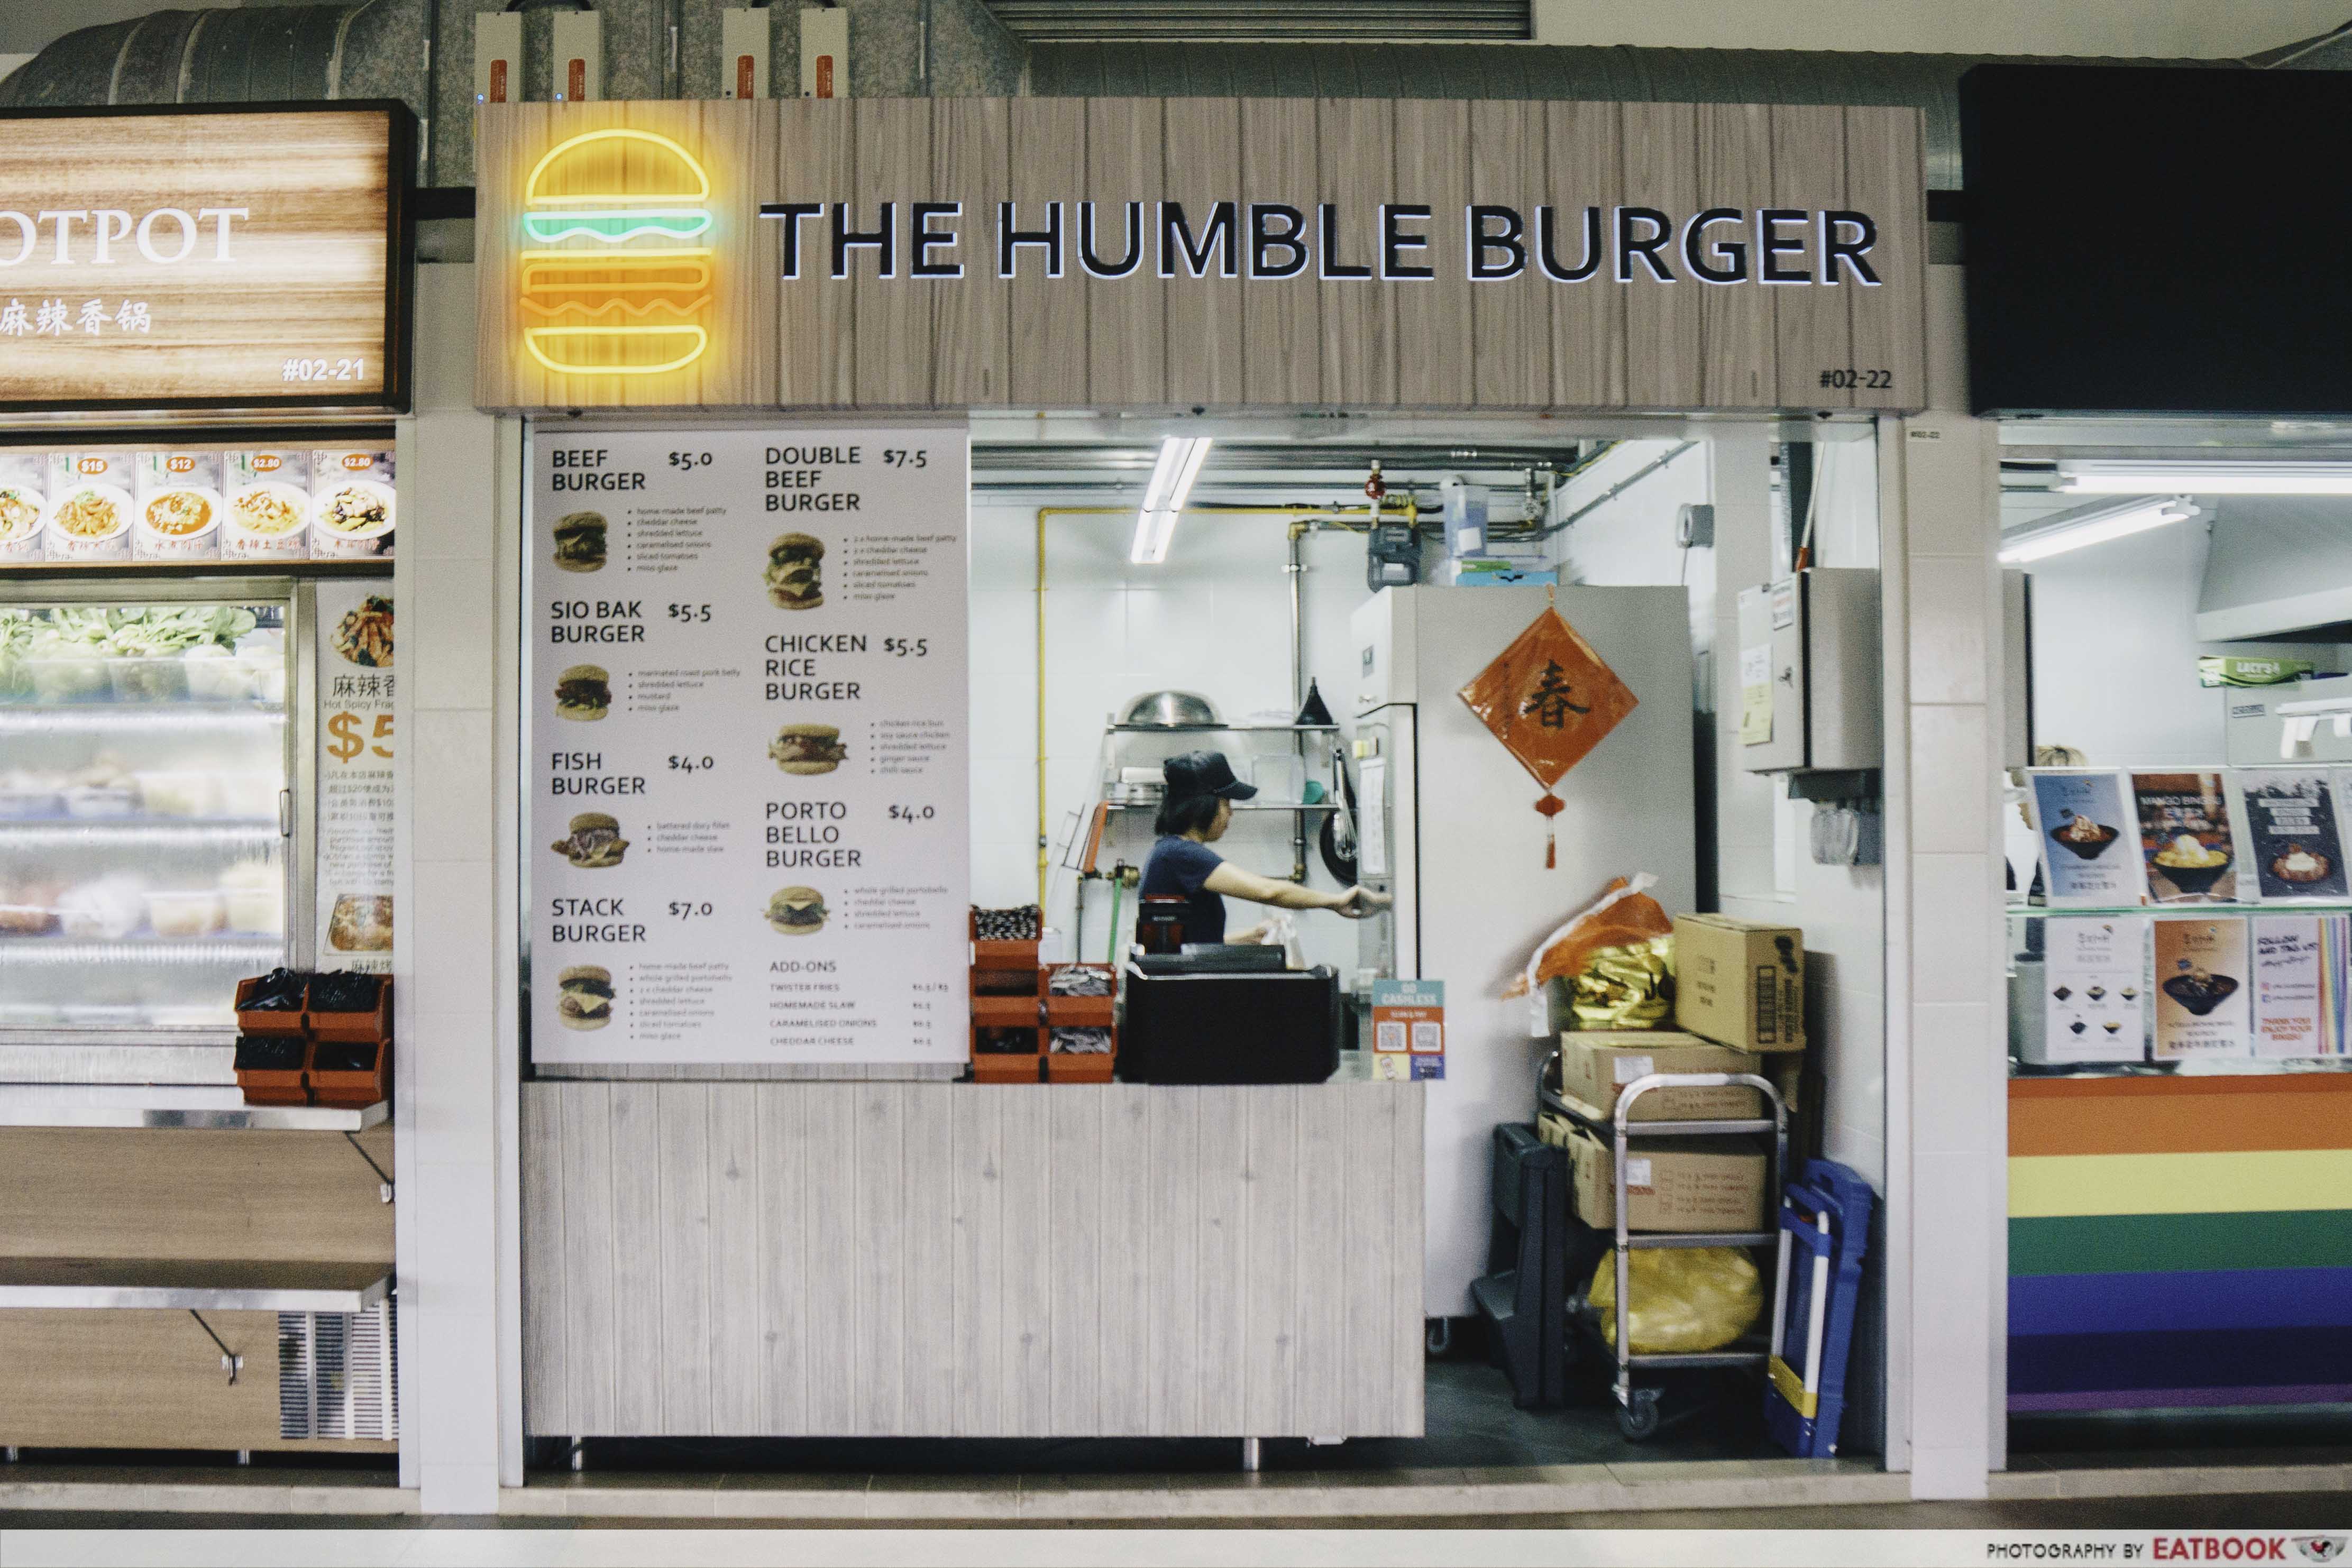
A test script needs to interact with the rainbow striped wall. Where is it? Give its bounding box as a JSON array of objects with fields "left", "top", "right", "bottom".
[{"left": 2008, "top": 1074, "right": 2352, "bottom": 1414}]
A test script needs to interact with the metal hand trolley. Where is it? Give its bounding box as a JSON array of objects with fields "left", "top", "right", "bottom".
[{"left": 1540, "top": 1054, "right": 1788, "bottom": 1441}]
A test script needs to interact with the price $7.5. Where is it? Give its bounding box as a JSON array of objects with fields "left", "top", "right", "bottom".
[{"left": 326, "top": 711, "right": 393, "bottom": 763}]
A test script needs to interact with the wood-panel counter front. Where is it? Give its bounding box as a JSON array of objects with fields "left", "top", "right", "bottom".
[{"left": 520, "top": 1080, "right": 1423, "bottom": 1439}]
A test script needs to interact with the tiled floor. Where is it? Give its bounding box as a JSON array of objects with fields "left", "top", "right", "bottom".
[
  {"left": 5, "top": 1360, "right": 2348, "bottom": 1526},
  {"left": 0, "top": 1492, "right": 2347, "bottom": 1534},
  {"left": 508, "top": 1358, "right": 1775, "bottom": 1480}
]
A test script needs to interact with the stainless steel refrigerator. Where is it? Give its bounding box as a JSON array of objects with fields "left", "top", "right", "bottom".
[{"left": 1351, "top": 585, "right": 1697, "bottom": 1316}]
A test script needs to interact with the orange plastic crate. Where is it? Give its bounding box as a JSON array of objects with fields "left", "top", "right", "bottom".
[
  {"left": 234, "top": 976, "right": 307, "bottom": 1038},
  {"left": 1042, "top": 964, "right": 1117, "bottom": 1029},
  {"left": 308, "top": 977, "right": 392, "bottom": 1045},
  {"left": 971, "top": 1024, "right": 1044, "bottom": 1083},
  {"left": 1045, "top": 1048, "right": 1115, "bottom": 1083}
]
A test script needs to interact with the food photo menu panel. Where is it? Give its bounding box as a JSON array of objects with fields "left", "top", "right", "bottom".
[{"left": 527, "top": 427, "right": 969, "bottom": 1066}]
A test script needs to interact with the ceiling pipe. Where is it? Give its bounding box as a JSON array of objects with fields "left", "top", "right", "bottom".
[{"left": 4, "top": 5, "right": 2342, "bottom": 191}]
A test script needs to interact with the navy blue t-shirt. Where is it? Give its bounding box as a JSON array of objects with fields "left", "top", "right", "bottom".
[{"left": 1140, "top": 835, "right": 1226, "bottom": 945}]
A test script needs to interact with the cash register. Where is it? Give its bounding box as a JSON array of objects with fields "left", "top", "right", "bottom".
[{"left": 1116, "top": 945, "right": 1341, "bottom": 1085}]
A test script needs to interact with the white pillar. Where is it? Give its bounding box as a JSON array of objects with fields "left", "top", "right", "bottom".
[
  {"left": 395, "top": 260, "right": 521, "bottom": 1512},
  {"left": 1879, "top": 263, "right": 2006, "bottom": 1498}
]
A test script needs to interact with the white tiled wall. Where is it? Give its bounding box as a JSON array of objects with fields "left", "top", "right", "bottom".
[
  {"left": 394, "top": 262, "right": 515, "bottom": 1511},
  {"left": 969, "top": 505, "right": 1380, "bottom": 976}
]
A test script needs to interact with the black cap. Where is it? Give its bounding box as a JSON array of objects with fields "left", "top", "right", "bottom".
[{"left": 1164, "top": 749, "right": 1258, "bottom": 803}]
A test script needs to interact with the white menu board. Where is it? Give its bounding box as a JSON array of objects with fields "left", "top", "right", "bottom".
[{"left": 528, "top": 427, "right": 969, "bottom": 1065}]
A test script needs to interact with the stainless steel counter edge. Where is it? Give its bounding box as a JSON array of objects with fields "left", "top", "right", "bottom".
[
  {"left": 0, "top": 1087, "right": 388, "bottom": 1131},
  {"left": 0, "top": 1271, "right": 391, "bottom": 1314}
]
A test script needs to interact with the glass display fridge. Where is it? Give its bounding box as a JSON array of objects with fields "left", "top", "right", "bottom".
[{"left": 0, "top": 580, "right": 314, "bottom": 1086}]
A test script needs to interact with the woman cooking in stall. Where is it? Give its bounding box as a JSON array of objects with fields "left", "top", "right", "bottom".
[{"left": 1141, "top": 750, "right": 1389, "bottom": 945}]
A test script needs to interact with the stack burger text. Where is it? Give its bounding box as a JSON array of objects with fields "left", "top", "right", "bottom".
[{"left": 758, "top": 201, "right": 1882, "bottom": 287}]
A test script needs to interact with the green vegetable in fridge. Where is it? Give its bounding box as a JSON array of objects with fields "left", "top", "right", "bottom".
[
  {"left": 3, "top": 604, "right": 258, "bottom": 704},
  {"left": 0, "top": 609, "right": 35, "bottom": 700}
]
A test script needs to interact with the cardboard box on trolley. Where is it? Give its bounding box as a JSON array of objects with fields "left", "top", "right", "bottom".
[{"left": 1672, "top": 913, "right": 1806, "bottom": 1052}]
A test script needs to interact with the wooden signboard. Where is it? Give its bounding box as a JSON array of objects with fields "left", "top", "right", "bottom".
[
  {"left": 0, "top": 105, "right": 411, "bottom": 417},
  {"left": 476, "top": 97, "right": 1925, "bottom": 416}
]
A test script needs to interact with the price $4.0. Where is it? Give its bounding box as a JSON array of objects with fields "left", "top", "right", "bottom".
[{"left": 326, "top": 711, "right": 393, "bottom": 763}]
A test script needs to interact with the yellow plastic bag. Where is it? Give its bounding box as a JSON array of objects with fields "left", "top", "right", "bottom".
[{"left": 1589, "top": 1246, "right": 1763, "bottom": 1354}]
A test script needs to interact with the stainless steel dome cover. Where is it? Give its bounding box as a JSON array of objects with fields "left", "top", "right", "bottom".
[{"left": 1120, "top": 690, "right": 1221, "bottom": 728}]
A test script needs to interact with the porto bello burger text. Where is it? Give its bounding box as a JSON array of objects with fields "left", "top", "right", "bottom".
[{"left": 759, "top": 201, "right": 1882, "bottom": 287}]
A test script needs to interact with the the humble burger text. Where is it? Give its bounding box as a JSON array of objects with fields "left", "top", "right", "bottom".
[{"left": 758, "top": 201, "right": 1882, "bottom": 287}]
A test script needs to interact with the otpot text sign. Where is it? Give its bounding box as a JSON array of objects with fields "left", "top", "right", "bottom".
[
  {"left": 474, "top": 97, "right": 1927, "bottom": 415},
  {"left": 0, "top": 105, "right": 409, "bottom": 414}
]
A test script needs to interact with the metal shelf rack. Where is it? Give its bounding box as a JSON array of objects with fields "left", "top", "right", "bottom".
[{"left": 1541, "top": 1053, "right": 1789, "bottom": 1439}]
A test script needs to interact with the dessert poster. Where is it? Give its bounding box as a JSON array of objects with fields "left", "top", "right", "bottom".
[
  {"left": 2132, "top": 771, "right": 2240, "bottom": 905},
  {"left": 526, "top": 427, "right": 969, "bottom": 1066},
  {"left": 2238, "top": 769, "right": 2351, "bottom": 901},
  {"left": 2251, "top": 915, "right": 2326, "bottom": 1059},
  {"left": 2040, "top": 918, "right": 2148, "bottom": 1064},
  {"left": 2030, "top": 770, "right": 2142, "bottom": 907},
  {"left": 2152, "top": 916, "right": 2252, "bottom": 1060}
]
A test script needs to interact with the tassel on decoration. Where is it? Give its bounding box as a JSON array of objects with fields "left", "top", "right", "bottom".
[{"left": 1537, "top": 792, "right": 1564, "bottom": 869}]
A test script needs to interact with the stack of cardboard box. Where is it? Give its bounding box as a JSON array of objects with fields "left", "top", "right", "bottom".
[{"left": 1543, "top": 914, "right": 1805, "bottom": 1234}]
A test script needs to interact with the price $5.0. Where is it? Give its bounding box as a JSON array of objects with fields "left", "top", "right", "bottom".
[{"left": 326, "top": 711, "right": 393, "bottom": 763}]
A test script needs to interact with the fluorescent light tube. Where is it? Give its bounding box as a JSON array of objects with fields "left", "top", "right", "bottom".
[
  {"left": 1129, "top": 436, "right": 1212, "bottom": 564},
  {"left": 2057, "top": 460, "right": 2352, "bottom": 496},
  {"left": 1998, "top": 495, "right": 2198, "bottom": 565}
]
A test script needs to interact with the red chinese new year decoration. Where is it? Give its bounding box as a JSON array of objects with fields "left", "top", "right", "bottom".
[{"left": 1458, "top": 597, "right": 1639, "bottom": 867}]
